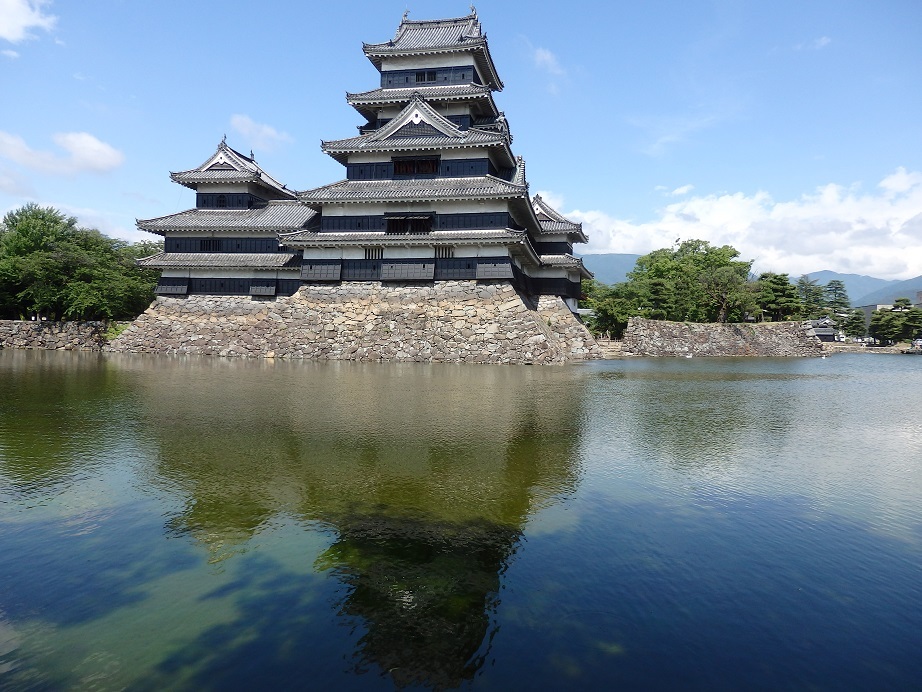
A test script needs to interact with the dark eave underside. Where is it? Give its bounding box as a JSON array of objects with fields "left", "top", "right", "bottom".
[{"left": 280, "top": 229, "right": 522, "bottom": 245}]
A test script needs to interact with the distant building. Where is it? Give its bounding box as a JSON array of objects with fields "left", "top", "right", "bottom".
[
  {"left": 137, "top": 11, "right": 590, "bottom": 311},
  {"left": 808, "top": 317, "right": 838, "bottom": 341}
]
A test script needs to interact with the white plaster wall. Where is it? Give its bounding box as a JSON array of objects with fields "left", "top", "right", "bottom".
[
  {"left": 381, "top": 54, "right": 475, "bottom": 70},
  {"left": 454, "top": 246, "right": 510, "bottom": 258},
  {"left": 167, "top": 231, "right": 280, "bottom": 238},
  {"left": 384, "top": 247, "right": 435, "bottom": 259},
  {"left": 160, "top": 269, "right": 293, "bottom": 279},
  {"left": 302, "top": 248, "right": 342, "bottom": 259}
]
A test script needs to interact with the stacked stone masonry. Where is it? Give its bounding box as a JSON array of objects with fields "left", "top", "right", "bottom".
[
  {"left": 107, "top": 281, "right": 602, "bottom": 364},
  {"left": 620, "top": 317, "right": 824, "bottom": 357},
  {"left": 0, "top": 320, "right": 108, "bottom": 351}
]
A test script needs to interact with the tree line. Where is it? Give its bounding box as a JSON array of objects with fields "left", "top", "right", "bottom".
[
  {"left": 0, "top": 204, "right": 161, "bottom": 321},
  {"left": 582, "top": 239, "right": 922, "bottom": 344}
]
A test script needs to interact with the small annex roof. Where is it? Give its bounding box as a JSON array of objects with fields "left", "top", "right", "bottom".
[
  {"left": 280, "top": 228, "right": 523, "bottom": 245},
  {"left": 137, "top": 252, "right": 301, "bottom": 270},
  {"left": 137, "top": 201, "right": 316, "bottom": 235},
  {"left": 298, "top": 173, "right": 527, "bottom": 206},
  {"left": 322, "top": 95, "right": 512, "bottom": 165},
  {"left": 363, "top": 11, "right": 503, "bottom": 91},
  {"left": 540, "top": 253, "right": 593, "bottom": 279},
  {"left": 346, "top": 84, "right": 497, "bottom": 120},
  {"left": 532, "top": 194, "right": 588, "bottom": 243},
  {"left": 169, "top": 139, "right": 296, "bottom": 199}
]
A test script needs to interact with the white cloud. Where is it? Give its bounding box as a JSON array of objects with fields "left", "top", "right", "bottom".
[
  {"left": 572, "top": 168, "right": 922, "bottom": 281},
  {"left": 630, "top": 112, "right": 723, "bottom": 157},
  {"left": 0, "top": 166, "right": 34, "bottom": 196},
  {"left": 535, "top": 189, "right": 565, "bottom": 211},
  {"left": 670, "top": 184, "right": 694, "bottom": 196},
  {"left": 533, "top": 47, "right": 565, "bottom": 76},
  {"left": 0, "top": 131, "right": 124, "bottom": 174},
  {"left": 230, "top": 114, "right": 292, "bottom": 152},
  {"left": 795, "top": 36, "right": 832, "bottom": 51},
  {"left": 57, "top": 203, "right": 139, "bottom": 241},
  {"left": 0, "top": 0, "right": 56, "bottom": 43},
  {"left": 2, "top": 49, "right": 19, "bottom": 58}
]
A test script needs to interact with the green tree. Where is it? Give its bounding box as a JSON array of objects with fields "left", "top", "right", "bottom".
[
  {"left": 841, "top": 309, "right": 867, "bottom": 338},
  {"left": 868, "top": 299, "right": 922, "bottom": 344},
  {"left": 823, "top": 279, "right": 851, "bottom": 315},
  {"left": 0, "top": 203, "right": 160, "bottom": 320},
  {"left": 756, "top": 272, "right": 802, "bottom": 321},
  {"left": 628, "top": 240, "right": 754, "bottom": 322},
  {"left": 796, "top": 275, "right": 825, "bottom": 318}
]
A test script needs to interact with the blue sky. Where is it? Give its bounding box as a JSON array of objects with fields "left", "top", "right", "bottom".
[{"left": 1, "top": 0, "right": 921, "bottom": 279}]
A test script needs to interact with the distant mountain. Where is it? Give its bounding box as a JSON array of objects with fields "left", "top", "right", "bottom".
[
  {"left": 798, "top": 271, "right": 899, "bottom": 306},
  {"left": 577, "top": 258, "right": 919, "bottom": 306},
  {"left": 578, "top": 253, "right": 640, "bottom": 285},
  {"left": 851, "top": 275, "right": 922, "bottom": 307}
]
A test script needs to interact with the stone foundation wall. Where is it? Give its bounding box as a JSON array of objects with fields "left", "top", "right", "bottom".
[
  {"left": 0, "top": 320, "right": 108, "bottom": 351},
  {"left": 620, "top": 317, "right": 824, "bottom": 357},
  {"left": 108, "top": 281, "right": 601, "bottom": 364}
]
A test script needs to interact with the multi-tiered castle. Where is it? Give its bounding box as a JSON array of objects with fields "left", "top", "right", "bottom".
[{"left": 120, "top": 11, "right": 599, "bottom": 363}]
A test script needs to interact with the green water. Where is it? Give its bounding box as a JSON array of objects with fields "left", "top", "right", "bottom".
[{"left": 1, "top": 349, "right": 920, "bottom": 690}]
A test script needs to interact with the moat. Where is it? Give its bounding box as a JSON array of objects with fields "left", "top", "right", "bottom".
[{"left": 1, "top": 350, "right": 920, "bottom": 689}]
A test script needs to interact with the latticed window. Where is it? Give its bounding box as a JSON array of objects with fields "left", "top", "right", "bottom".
[
  {"left": 415, "top": 70, "right": 437, "bottom": 83},
  {"left": 393, "top": 157, "right": 439, "bottom": 177},
  {"left": 385, "top": 215, "right": 432, "bottom": 235},
  {"left": 201, "top": 238, "right": 221, "bottom": 252},
  {"left": 435, "top": 246, "right": 455, "bottom": 258},
  {"left": 364, "top": 247, "right": 383, "bottom": 260}
]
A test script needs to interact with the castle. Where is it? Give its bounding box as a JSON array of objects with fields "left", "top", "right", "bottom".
[{"left": 114, "top": 11, "right": 600, "bottom": 363}]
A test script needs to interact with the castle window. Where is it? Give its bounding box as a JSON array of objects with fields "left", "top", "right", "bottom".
[
  {"left": 385, "top": 213, "right": 433, "bottom": 235},
  {"left": 365, "top": 247, "right": 384, "bottom": 260},
  {"left": 415, "top": 70, "right": 437, "bottom": 83},
  {"left": 435, "top": 246, "right": 455, "bottom": 258},
  {"left": 217, "top": 194, "right": 227, "bottom": 208},
  {"left": 393, "top": 157, "right": 439, "bottom": 177},
  {"left": 201, "top": 238, "right": 221, "bottom": 252}
]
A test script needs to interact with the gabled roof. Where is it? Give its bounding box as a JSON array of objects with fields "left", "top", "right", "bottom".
[
  {"left": 137, "top": 201, "right": 316, "bottom": 235},
  {"left": 532, "top": 194, "right": 588, "bottom": 243},
  {"left": 170, "top": 139, "right": 295, "bottom": 199},
  {"left": 322, "top": 95, "right": 512, "bottom": 165},
  {"left": 346, "top": 84, "right": 497, "bottom": 120},
  {"left": 137, "top": 252, "right": 300, "bottom": 270},
  {"left": 540, "top": 254, "right": 593, "bottom": 279},
  {"left": 363, "top": 12, "right": 503, "bottom": 91},
  {"left": 298, "top": 174, "right": 527, "bottom": 206}
]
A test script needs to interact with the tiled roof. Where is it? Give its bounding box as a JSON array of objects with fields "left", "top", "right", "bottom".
[
  {"left": 280, "top": 229, "right": 523, "bottom": 245},
  {"left": 540, "top": 253, "right": 593, "bottom": 278},
  {"left": 298, "top": 175, "right": 527, "bottom": 205},
  {"left": 363, "top": 13, "right": 503, "bottom": 90},
  {"left": 137, "top": 202, "right": 317, "bottom": 234},
  {"left": 169, "top": 140, "right": 294, "bottom": 198},
  {"left": 138, "top": 252, "right": 300, "bottom": 269},
  {"left": 347, "top": 83, "right": 494, "bottom": 106},
  {"left": 368, "top": 13, "right": 482, "bottom": 50},
  {"left": 324, "top": 96, "right": 511, "bottom": 164},
  {"left": 323, "top": 128, "right": 507, "bottom": 160},
  {"left": 532, "top": 194, "right": 588, "bottom": 242}
]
